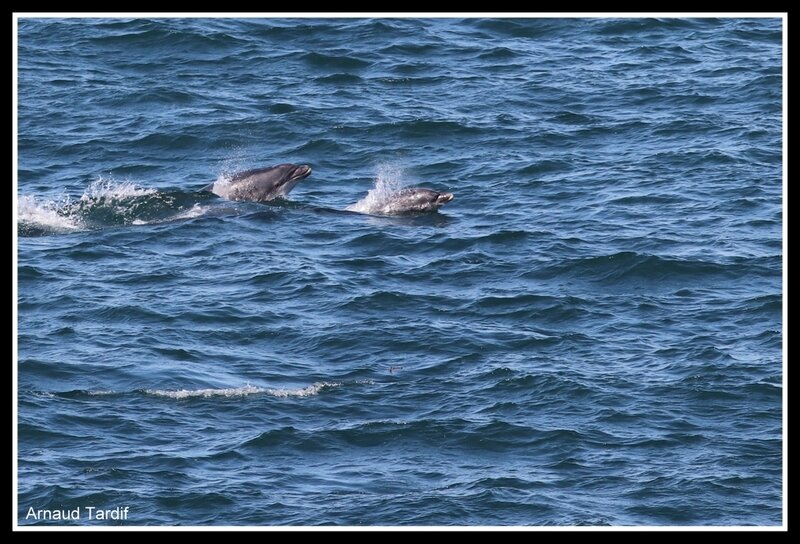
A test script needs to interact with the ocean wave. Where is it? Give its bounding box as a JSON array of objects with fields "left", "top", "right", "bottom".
[
  {"left": 300, "top": 51, "right": 371, "bottom": 70},
  {"left": 527, "top": 251, "right": 770, "bottom": 284},
  {"left": 315, "top": 73, "right": 363, "bottom": 85}
]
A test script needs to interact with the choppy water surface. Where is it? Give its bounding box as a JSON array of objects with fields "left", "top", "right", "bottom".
[{"left": 17, "top": 17, "right": 782, "bottom": 526}]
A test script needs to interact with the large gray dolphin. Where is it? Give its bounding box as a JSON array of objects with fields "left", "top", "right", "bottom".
[{"left": 202, "top": 163, "right": 312, "bottom": 202}]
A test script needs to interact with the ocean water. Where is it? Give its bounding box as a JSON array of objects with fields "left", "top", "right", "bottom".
[{"left": 16, "top": 17, "right": 783, "bottom": 526}]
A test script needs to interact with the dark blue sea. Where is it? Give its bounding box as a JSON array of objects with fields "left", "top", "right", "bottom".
[{"left": 16, "top": 17, "right": 783, "bottom": 526}]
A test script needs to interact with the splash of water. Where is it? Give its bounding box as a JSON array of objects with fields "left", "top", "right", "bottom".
[
  {"left": 80, "top": 177, "right": 157, "bottom": 201},
  {"left": 208, "top": 150, "right": 252, "bottom": 199},
  {"left": 18, "top": 176, "right": 193, "bottom": 234},
  {"left": 208, "top": 173, "right": 234, "bottom": 199},
  {"left": 345, "top": 163, "right": 411, "bottom": 214},
  {"left": 17, "top": 194, "right": 82, "bottom": 234}
]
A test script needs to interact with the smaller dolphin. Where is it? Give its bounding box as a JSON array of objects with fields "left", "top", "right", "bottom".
[
  {"left": 202, "top": 164, "right": 312, "bottom": 202},
  {"left": 367, "top": 187, "right": 454, "bottom": 215}
]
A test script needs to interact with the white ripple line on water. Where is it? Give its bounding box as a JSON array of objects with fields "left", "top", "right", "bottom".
[{"left": 145, "top": 382, "right": 339, "bottom": 400}]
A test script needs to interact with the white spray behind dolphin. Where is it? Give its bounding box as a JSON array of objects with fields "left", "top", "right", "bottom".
[{"left": 346, "top": 163, "right": 412, "bottom": 214}]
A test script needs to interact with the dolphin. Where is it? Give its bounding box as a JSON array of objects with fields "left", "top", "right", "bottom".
[
  {"left": 381, "top": 188, "right": 454, "bottom": 214},
  {"left": 202, "top": 163, "right": 312, "bottom": 202},
  {"left": 351, "top": 187, "right": 454, "bottom": 215}
]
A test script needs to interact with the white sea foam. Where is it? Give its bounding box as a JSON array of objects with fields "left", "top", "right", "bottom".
[
  {"left": 267, "top": 382, "right": 337, "bottom": 398},
  {"left": 345, "top": 163, "right": 410, "bottom": 214},
  {"left": 146, "top": 382, "right": 338, "bottom": 400},
  {"left": 17, "top": 194, "right": 82, "bottom": 233}
]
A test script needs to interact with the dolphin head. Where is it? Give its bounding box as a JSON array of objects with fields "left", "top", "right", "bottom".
[{"left": 271, "top": 163, "right": 312, "bottom": 196}]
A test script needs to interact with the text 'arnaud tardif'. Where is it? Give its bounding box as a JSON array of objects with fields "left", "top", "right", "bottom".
[{"left": 25, "top": 506, "right": 129, "bottom": 521}]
